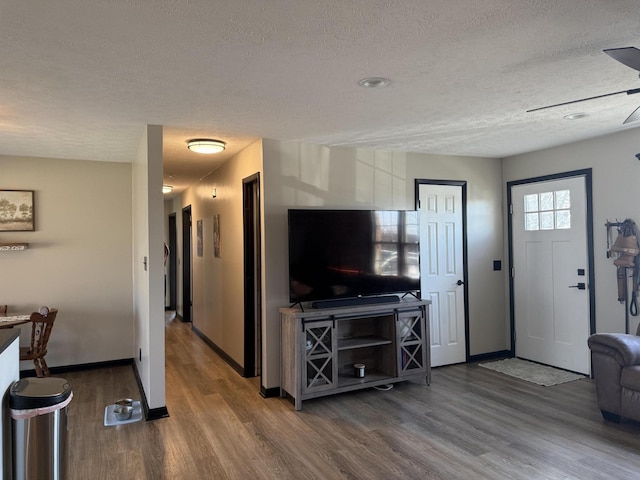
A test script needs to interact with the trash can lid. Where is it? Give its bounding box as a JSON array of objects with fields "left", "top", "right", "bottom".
[{"left": 9, "top": 377, "right": 72, "bottom": 410}]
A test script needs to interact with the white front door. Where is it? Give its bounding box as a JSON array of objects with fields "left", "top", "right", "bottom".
[
  {"left": 418, "top": 183, "right": 466, "bottom": 367},
  {"left": 511, "top": 175, "right": 590, "bottom": 375}
]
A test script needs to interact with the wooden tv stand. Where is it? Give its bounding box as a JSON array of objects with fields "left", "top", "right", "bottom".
[{"left": 280, "top": 298, "right": 430, "bottom": 410}]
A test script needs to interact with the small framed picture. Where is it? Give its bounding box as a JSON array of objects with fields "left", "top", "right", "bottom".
[
  {"left": 0, "top": 190, "right": 35, "bottom": 231},
  {"left": 196, "top": 219, "right": 203, "bottom": 257},
  {"left": 214, "top": 214, "right": 221, "bottom": 257}
]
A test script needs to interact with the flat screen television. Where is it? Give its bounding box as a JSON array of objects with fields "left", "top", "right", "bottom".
[{"left": 288, "top": 209, "right": 420, "bottom": 305}]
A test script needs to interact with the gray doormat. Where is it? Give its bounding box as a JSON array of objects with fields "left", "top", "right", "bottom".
[{"left": 479, "top": 358, "right": 586, "bottom": 386}]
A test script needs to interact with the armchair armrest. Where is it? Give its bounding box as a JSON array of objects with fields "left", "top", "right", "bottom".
[{"left": 588, "top": 333, "right": 640, "bottom": 367}]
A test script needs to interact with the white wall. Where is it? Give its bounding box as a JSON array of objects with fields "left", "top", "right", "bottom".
[
  {"left": 262, "top": 140, "right": 506, "bottom": 389},
  {"left": 503, "top": 127, "right": 640, "bottom": 334},
  {"left": 132, "top": 125, "right": 166, "bottom": 410},
  {"left": 0, "top": 155, "right": 134, "bottom": 367}
]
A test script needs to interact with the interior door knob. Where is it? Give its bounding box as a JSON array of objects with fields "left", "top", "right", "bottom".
[
  {"left": 456, "top": 280, "right": 464, "bottom": 286},
  {"left": 568, "top": 283, "right": 586, "bottom": 290}
]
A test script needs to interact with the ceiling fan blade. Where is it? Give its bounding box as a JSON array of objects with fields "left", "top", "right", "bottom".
[
  {"left": 604, "top": 47, "right": 640, "bottom": 72},
  {"left": 527, "top": 90, "right": 630, "bottom": 113},
  {"left": 623, "top": 105, "right": 640, "bottom": 124}
]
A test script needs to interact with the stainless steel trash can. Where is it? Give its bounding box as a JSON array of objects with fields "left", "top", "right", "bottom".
[{"left": 9, "top": 377, "right": 72, "bottom": 480}]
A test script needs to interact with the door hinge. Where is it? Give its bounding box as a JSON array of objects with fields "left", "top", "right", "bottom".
[
  {"left": 509, "top": 204, "right": 513, "bottom": 215},
  {"left": 511, "top": 267, "right": 515, "bottom": 278}
]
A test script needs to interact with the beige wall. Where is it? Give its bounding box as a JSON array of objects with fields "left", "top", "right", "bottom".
[
  {"left": 503, "top": 128, "right": 640, "bottom": 335},
  {"left": 171, "top": 140, "right": 263, "bottom": 368},
  {"left": 0, "top": 155, "right": 134, "bottom": 368},
  {"left": 405, "top": 152, "right": 506, "bottom": 357},
  {"left": 261, "top": 140, "right": 506, "bottom": 388}
]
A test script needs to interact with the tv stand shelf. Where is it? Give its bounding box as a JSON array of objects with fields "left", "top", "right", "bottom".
[
  {"left": 280, "top": 298, "right": 430, "bottom": 410},
  {"left": 337, "top": 336, "right": 391, "bottom": 350},
  {"left": 337, "top": 370, "right": 390, "bottom": 388}
]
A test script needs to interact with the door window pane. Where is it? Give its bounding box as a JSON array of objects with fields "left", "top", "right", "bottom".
[
  {"left": 525, "top": 213, "right": 539, "bottom": 231},
  {"left": 555, "top": 190, "right": 570, "bottom": 209},
  {"left": 540, "top": 192, "right": 554, "bottom": 211},
  {"left": 540, "top": 211, "right": 554, "bottom": 230},
  {"left": 524, "top": 194, "right": 538, "bottom": 213},
  {"left": 556, "top": 210, "right": 571, "bottom": 229}
]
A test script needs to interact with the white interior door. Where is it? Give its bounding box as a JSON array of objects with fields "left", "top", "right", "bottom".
[
  {"left": 512, "top": 176, "right": 590, "bottom": 375},
  {"left": 419, "top": 183, "right": 466, "bottom": 367}
]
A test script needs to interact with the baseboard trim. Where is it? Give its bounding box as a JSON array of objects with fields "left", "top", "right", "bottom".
[
  {"left": 468, "top": 350, "right": 512, "bottom": 363},
  {"left": 147, "top": 406, "right": 170, "bottom": 420},
  {"left": 192, "top": 326, "right": 245, "bottom": 377},
  {"left": 20, "top": 358, "right": 134, "bottom": 378},
  {"left": 260, "top": 386, "right": 280, "bottom": 398},
  {"left": 132, "top": 361, "right": 170, "bottom": 421}
]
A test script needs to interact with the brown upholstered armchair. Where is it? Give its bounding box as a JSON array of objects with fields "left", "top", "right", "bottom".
[{"left": 588, "top": 325, "right": 640, "bottom": 422}]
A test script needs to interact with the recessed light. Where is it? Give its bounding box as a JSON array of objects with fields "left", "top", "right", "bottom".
[
  {"left": 187, "top": 139, "right": 226, "bottom": 154},
  {"left": 563, "top": 112, "right": 589, "bottom": 120},
  {"left": 357, "top": 77, "right": 391, "bottom": 88}
]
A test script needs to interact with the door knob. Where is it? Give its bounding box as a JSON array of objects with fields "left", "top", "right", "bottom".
[
  {"left": 456, "top": 280, "right": 464, "bottom": 286},
  {"left": 568, "top": 283, "right": 586, "bottom": 290}
]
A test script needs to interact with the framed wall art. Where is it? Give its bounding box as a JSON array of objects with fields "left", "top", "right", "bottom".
[
  {"left": 213, "top": 214, "right": 221, "bottom": 257},
  {"left": 0, "top": 190, "right": 34, "bottom": 231},
  {"left": 196, "top": 219, "right": 203, "bottom": 257}
]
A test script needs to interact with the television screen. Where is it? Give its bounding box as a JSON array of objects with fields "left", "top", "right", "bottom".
[{"left": 288, "top": 209, "right": 420, "bottom": 304}]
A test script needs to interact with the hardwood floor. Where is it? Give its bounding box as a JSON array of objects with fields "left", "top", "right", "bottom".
[{"left": 64, "top": 318, "right": 640, "bottom": 479}]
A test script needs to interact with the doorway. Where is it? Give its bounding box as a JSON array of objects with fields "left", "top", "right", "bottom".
[
  {"left": 181, "top": 205, "right": 193, "bottom": 323},
  {"left": 416, "top": 180, "right": 468, "bottom": 367},
  {"left": 508, "top": 169, "right": 594, "bottom": 375},
  {"left": 243, "top": 173, "right": 262, "bottom": 378}
]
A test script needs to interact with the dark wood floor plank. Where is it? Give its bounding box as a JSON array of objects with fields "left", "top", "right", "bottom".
[{"left": 63, "top": 318, "right": 640, "bottom": 479}]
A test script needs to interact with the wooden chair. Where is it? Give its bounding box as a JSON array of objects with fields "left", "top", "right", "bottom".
[{"left": 20, "top": 307, "right": 58, "bottom": 377}]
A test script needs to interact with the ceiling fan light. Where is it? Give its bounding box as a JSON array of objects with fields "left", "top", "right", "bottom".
[
  {"left": 187, "top": 139, "right": 226, "bottom": 154},
  {"left": 563, "top": 112, "right": 589, "bottom": 120}
]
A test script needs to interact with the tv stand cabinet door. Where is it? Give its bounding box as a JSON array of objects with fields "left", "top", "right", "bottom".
[
  {"left": 396, "top": 308, "right": 429, "bottom": 379},
  {"left": 300, "top": 319, "right": 337, "bottom": 395}
]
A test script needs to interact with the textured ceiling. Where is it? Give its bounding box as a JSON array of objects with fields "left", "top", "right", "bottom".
[{"left": 2, "top": 1, "right": 640, "bottom": 195}]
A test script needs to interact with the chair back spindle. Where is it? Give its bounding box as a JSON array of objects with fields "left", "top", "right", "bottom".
[{"left": 20, "top": 307, "right": 58, "bottom": 377}]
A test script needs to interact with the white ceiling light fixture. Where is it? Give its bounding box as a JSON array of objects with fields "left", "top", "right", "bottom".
[
  {"left": 187, "top": 139, "right": 226, "bottom": 154},
  {"left": 162, "top": 185, "right": 173, "bottom": 194},
  {"left": 357, "top": 77, "right": 391, "bottom": 88}
]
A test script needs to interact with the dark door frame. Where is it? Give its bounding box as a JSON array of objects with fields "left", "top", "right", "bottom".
[
  {"left": 168, "top": 213, "right": 177, "bottom": 310},
  {"left": 414, "top": 179, "right": 470, "bottom": 361},
  {"left": 181, "top": 205, "right": 192, "bottom": 323},
  {"left": 243, "top": 173, "right": 262, "bottom": 381}
]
